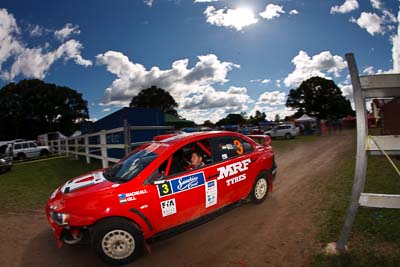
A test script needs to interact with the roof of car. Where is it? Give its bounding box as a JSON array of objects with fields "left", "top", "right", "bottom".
[{"left": 159, "top": 131, "right": 251, "bottom": 144}]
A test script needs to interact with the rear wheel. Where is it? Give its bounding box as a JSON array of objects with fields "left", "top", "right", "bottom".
[
  {"left": 92, "top": 218, "right": 144, "bottom": 265},
  {"left": 17, "top": 153, "right": 26, "bottom": 161},
  {"left": 251, "top": 173, "right": 269, "bottom": 204},
  {"left": 40, "top": 149, "right": 49, "bottom": 157},
  {"left": 285, "top": 133, "right": 292, "bottom": 139}
]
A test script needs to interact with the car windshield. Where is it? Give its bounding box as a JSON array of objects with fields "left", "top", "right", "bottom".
[{"left": 103, "top": 150, "right": 158, "bottom": 182}]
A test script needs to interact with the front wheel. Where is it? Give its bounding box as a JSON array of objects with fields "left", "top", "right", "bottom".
[
  {"left": 285, "top": 133, "right": 292, "bottom": 139},
  {"left": 92, "top": 218, "right": 144, "bottom": 265},
  {"left": 250, "top": 174, "right": 269, "bottom": 204},
  {"left": 40, "top": 149, "right": 49, "bottom": 157}
]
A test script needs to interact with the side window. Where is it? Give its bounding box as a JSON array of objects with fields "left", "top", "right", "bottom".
[
  {"left": 150, "top": 138, "right": 212, "bottom": 182},
  {"left": 14, "top": 144, "right": 21, "bottom": 150},
  {"left": 211, "top": 136, "right": 253, "bottom": 163},
  {"left": 29, "top": 142, "right": 37, "bottom": 148},
  {"left": 23, "top": 143, "right": 29, "bottom": 149}
]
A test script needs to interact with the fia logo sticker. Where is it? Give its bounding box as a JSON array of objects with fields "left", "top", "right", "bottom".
[{"left": 160, "top": 198, "right": 176, "bottom": 217}]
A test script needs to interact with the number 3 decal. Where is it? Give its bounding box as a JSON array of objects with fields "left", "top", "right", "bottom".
[
  {"left": 158, "top": 182, "right": 172, "bottom": 197},
  {"left": 162, "top": 184, "right": 169, "bottom": 194},
  {"left": 234, "top": 139, "right": 243, "bottom": 155}
]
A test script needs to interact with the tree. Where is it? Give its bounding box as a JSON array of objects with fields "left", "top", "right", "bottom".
[
  {"left": 286, "top": 76, "right": 354, "bottom": 120},
  {"left": 0, "top": 79, "right": 89, "bottom": 140},
  {"left": 129, "top": 86, "right": 178, "bottom": 116},
  {"left": 274, "top": 114, "right": 280, "bottom": 122},
  {"left": 249, "top": 110, "right": 266, "bottom": 125},
  {"left": 202, "top": 120, "right": 214, "bottom": 127},
  {"left": 216, "top": 113, "right": 247, "bottom": 126}
]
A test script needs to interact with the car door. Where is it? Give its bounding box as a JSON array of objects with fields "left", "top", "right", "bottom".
[
  {"left": 209, "top": 136, "right": 255, "bottom": 207},
  {"left": 147, "top": 138, "right": 218, "bottom": 232},
  {"left": 28, "top": 142, "right": 39, "bottom": 157}
]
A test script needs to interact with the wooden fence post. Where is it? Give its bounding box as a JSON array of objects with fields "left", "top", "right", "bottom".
[
  {"left": 123, "top": 119, "right": 131, "bottom": 156},
  {"left": 85, "top": 136, "right": 91, "bottom": 164},
  {"left": 100, "top": 131, "right": 108, "bottom": 168},
  {"left": 74, "top": 138, "right": 79, "bottom": 160},
  {"left": 58, "top": 140, "right": 61, "bottom": 155}
]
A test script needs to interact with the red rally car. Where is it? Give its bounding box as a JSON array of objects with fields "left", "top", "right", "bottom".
[{"left": 46, "top": 131, "right": 277, "bottom": 265}]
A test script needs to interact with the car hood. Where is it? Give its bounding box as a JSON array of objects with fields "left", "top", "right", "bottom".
[{"left": 59, "top": 170, "right": 111, "bottom": 195}]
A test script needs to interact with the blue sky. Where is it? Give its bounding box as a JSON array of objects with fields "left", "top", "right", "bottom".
[{"left": 0, "top": 0, "right": 399, "bottom": 124}]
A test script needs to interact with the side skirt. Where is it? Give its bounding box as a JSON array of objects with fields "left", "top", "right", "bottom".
[{"left": 147, "top": 199, "right": 249, "bottom": 243}]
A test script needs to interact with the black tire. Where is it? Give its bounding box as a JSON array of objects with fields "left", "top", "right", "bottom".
[
  {"left": 40, "top": 149, "right": 49, "bottom": 157},
  {"left": 285, "top": 133, "right": 292, "bottom": 140},
  {"left": 17, "top": 153, "right": 26, "bottom": 161},
  {"left": 250, "top": 173, "right": 269, "bottom": 204},
  {"left": 92, "top": 218, "right": 144, "bottom": 265}
]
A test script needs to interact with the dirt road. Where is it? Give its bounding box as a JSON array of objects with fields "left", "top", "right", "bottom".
[{"left": 0, "top": 132, "right": 354, "bottom": 267}]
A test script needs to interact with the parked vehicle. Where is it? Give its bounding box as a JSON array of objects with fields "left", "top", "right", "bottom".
[
  {"left": 0, "top": 142, "right": 13, "bottom": 173},
  {"left": 46, "top": 131, "right": 277, "bottom": 265},
  {"left": 13, "top": 140, "right": 50, "bottom": 160},
  {"left": 264, "top": 124, "right": 299, "bottom": 139}
]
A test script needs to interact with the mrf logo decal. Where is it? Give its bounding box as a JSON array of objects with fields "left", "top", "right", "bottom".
[
  {"left": 217, "top": 158, "right": 250, "bottom": 186},
  {"left": 157, "top": 172, "right": 205, "bottom": 197}
]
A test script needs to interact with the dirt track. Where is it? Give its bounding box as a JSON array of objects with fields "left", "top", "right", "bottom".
[{"left": 0, "top": 132, "right": 354, "bottom": 267}]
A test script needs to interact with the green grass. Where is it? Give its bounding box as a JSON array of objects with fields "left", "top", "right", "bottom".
[
  {"left": 270, "top": 134, "right": 319, "bottom": 151},
  {"left": 0, "top": 157, "right": 101, "bottom": 213},
  {"left": 313, "top": 140, "right": 400, "bottom": 266}
]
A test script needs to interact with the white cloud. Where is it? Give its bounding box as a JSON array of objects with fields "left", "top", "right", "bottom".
[
  {"left": 54, "top": 23, "right": 80, "bottom": 41},
  {"left": 289, "top": 10, "right": 299, "bottom": 15},
  {"left": 0, "top": 9, "right": 22, "bottom": 73},
  {"left": 5, "top": 39, "right": 92, "bottom": 80},
  {"left": 363, "top": 66, "right": 375, "bottom": 75},
  {"left": 103, "top": 108, "right": 111, "bottom": 112},
  {"left": 143, "top": 0, "right": 153, "bottom": 6},
  {"left": 392, "top": 8, "right": 400, "bottom": 72},
  {"left": 283, "top": 50, "right": 347, "bottom": 88},
  {"left": 204, "top": 6, "right": 258, "bottom": 31},
  {"left": 250, "top": 78, "right": 271, "bottom": 84},
  {"left": 370, "top": 0, "right": 382, "bottom": 10},
  {"left": 351, "top": 12, "right": 384, "bottom": 36},
  {"left": 383, "top": 10, "right": 397, "bottom": 24},
  {"left": 276, "top": 79, "right": 281, "bottom": 88},
  {"left": 0, "top": 8, "right": 92, "bottom": 81},
  {"left": 260, "top": 4, "right": 285, "bottom": 20},
  {"left": 96, "top": 51, "right": 253, "bottom": 123},
  {"left": 258, "top": 91, "right": 286, "bottom": 106},
  {"left": 339, "top": 82, "right": 354, "bottom": 107},
  {"left": 194, "top": 0, "right": 219, "bottom": 2},
  {"left": 330, "top": 0, "right": 359, "bottom": 14},
  {"left": 28, "top": 25, "right": 43, "bottom": 37}
]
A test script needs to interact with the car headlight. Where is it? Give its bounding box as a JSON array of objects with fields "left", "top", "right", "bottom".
[
  {"left": 50, "top": 187, "right": 59, "bottom": 199},
  {"left": 50, "top": 211, "right": 70, "bottom": 226}
]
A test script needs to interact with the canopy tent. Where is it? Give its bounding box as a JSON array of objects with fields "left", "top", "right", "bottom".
[{"left": 295, "top": 114, "right": 316, "bottom": 122}]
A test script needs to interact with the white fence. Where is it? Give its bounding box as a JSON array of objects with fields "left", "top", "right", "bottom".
[{"left": 44, "top": 124, "right": 173, "bottom": 168}]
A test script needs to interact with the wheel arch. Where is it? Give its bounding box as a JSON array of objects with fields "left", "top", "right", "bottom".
[{"left": 90, "top": 214, "right": 149, "bottom": 238}]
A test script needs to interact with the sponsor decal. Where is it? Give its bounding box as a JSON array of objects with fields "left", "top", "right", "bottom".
[
  {"left": 161, "top": 199, "right": 176, "bottom": 217},
  {"left": 205, "top": 180, "right": 217, "bottom": 208},
  {"left": 118, "top": 189, "right": 148, "bottom": 204},
  {"left": 226, "top": 173, "right": 246, "bottom": 186},
  {"left": 157, "top": 172, "right": 205, "bottom": 197},
  {"left": 221, "top": 154, "right": 228, "bottom": 160},
  {"left": 217, "top": 158, "right": 251, "bottom": 180},
  {"left": 226, "top": 144, "right": 234, "bottom": 150},
  {"left": 217, "top": 158, "right": 250, "bottom": 186},
  {"left": 61, "top": 171, "right": 107, "bottom": 194}
]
